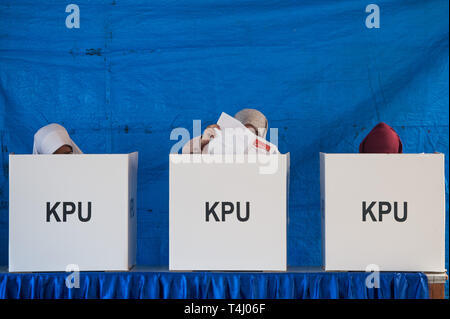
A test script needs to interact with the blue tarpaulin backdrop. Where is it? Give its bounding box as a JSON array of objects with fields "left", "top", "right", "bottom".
[{"left": 0, "top": 0, "right": 448, "bottom": 293}]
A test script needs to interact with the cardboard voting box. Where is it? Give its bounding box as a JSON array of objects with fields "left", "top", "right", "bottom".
[
  {"left": 320, "top": 153, "right": 446, "bottom": 272},
  {"left": 9, "top": 153, "right": 138, "bottom": 272},
  {"left": 169, "top": 154, "right": 289, "bottom": 271}
]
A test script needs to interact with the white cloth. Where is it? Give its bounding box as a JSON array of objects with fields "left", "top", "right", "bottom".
[
  {"left": 233, "top": 108, "right": 268, "bottom": 139},
  {"left": 33, "top": 123, "right": 83, "bottom": 154}
]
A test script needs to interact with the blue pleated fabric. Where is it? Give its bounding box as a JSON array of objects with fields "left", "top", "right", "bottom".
[{"left": 0, "top": 270, "right": 429, "bottom": 299}]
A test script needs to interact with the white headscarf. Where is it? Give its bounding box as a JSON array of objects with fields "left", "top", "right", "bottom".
[
  {"left": 234, "top": 108, "right": 268, "bottom": 139},
  {"left": 33, "top": 123, "right": 83, "bottom": 154}
]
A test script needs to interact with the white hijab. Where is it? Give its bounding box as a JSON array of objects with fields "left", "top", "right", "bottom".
[{"left": 33, "top": 123, "right": 83, "bottom": 154}]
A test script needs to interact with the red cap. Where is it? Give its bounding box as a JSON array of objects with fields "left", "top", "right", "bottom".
[{"left": 359, "top": 122, "right": 403, "bottom": 153}]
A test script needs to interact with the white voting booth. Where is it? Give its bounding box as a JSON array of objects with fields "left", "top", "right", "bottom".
[
  {"left": 9, "top": 153, "right": 138, "bottom": 272},
  {"left": 169, "top": 154, "right": 289, "bottom": 271},
  {"left": 320, "top": 153, "right": 445, "bottom": 272}
]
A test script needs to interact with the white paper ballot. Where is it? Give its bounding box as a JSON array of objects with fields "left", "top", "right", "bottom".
[
  {"left": 217, "top": 112, "right": 246, "bottom": 130},
  {"left": 207, "top": 112, "right": 279, "bottom": 155}
]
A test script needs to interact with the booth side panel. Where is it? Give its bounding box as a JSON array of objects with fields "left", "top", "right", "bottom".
[
  {"left": 128, "top": 152, "right": 138, "bottom": 269},
  {"left": 319, "top": 153, "right": 326, "bottom": 271}
]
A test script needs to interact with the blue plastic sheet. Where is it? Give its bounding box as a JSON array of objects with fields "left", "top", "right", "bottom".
[
  {"left": 0, "top": 269, "right": 429, "bottom": 299},
  {"left": 0, "top": 0, "right": 448, "bottom": 296}
]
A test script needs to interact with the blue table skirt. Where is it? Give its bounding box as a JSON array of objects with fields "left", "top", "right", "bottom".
[{"left": 0, "top": 267, "right": 429, "bottom": 299}]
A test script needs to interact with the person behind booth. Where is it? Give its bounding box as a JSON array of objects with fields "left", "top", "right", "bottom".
[
  {"left": 359, "top": 122, "right": 403, "bottom": 153},
  {"left": 33, "top": 123, "right": 83, "bottom": 154},
  {"left": 182, "top": 108, "right": 268, "bottom": 154}
]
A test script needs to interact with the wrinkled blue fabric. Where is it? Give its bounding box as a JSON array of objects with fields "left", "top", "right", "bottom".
[
  {"left": 0, "top": 270, "right": 429, "bottom": 299},
  {"left": 0, "top": 0, "right": 448, "bottom": 298}
]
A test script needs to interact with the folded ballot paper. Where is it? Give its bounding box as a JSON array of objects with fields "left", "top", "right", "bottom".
[{"left": 207, "top": 112, "right": 279, "bottom": 155}]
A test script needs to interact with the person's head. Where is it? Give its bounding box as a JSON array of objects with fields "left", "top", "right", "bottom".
[
  {"left": 234, "top": 109, "right": 268, "bottom": 139},
  {"left": 359, "top": 122, "right": 402, "bottom": 153},
  {"left": 33, "top": 123, "right": 83, "bottom": 155}
]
